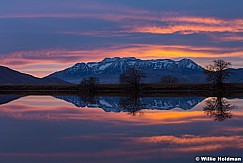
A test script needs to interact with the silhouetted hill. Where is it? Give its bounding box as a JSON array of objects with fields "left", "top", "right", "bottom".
[{"left": 0, "top": 66, "right": 69, "bottom": 85}]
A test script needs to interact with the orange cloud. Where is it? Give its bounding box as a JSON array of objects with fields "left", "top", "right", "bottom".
[
  {"left": 132, "top": 25, "right": 236, "bottom": 34},
  {"left": 125, "top": 13, "right": 243, "bottom": 35},
  {"left": 2, "top": 7, "right": 243, "bottom": 35},
  {"left": 2, "top": 43, "right": 243, "bottom": 77}
]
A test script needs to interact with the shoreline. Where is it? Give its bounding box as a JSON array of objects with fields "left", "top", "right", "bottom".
[{"left": 1, "top": 83, "right": 243, "bottom": 97}]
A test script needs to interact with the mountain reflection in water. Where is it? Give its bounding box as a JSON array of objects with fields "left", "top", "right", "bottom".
[
  {"left": 55, "top": 96, "right": 204, "bottom": 112},
  {"left": 0, "top": 95, "right": 237, "bottom": 122},
  {"left": 0, "top": 95, "right": 242, "bottom": 163},
  {"left": 0, "top": 95, "right": 22, "bottom": 105}
]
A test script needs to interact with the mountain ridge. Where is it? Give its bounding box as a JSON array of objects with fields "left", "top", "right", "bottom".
[{"left": 48, "top": 57, "right": 205, "bottom": 84}]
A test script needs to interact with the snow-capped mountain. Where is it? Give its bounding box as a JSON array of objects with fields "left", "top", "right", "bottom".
[{"left": 48, "top": 57, "right": 204, "bottom": 84}]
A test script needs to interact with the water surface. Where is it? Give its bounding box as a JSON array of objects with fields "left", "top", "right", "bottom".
[{"left": 0, "top": 95, "right": 242, "bottom": 163}]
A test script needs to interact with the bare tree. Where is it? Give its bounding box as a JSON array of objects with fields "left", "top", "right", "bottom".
[
  {"left": 160, "top": 75, "right": 179, "bottom": 84},
  {"left": 119, "top": 67, "right": 146, "bottom": 90},
  {"left": 204, "top": 60, "right": 231, "bottom": 89},
  {"left": 80, "top": 77, "right": 99, "bottom": 93}
]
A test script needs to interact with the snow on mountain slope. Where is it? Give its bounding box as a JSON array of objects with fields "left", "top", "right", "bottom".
[{"left": 48, "top": 57, "right": 204, "bottom": 84}]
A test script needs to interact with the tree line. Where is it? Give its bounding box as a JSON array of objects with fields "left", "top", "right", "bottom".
[{"left": 79, "top": 59, "right": 232, "bottom": 92}]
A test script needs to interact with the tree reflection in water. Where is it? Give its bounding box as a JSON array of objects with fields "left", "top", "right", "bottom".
[
  {"left": 79, "top": 95, "right": 98, "bottom": 106},
  {"left": 119, "top": 94, "right": 147, "bottom": 116},
  {"left": 203, "top": 95, "right": 236, "bottom": 122}
]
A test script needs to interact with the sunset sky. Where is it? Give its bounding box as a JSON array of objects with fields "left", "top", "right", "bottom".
[{"left": 1, "top": 0, "right": 243, "bottom": 77}]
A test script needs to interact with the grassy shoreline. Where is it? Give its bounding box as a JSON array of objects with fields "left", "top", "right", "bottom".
[
  {"left": 1, "top": 83, "right": 243, "bottom": 90},
  {"left": 1, "top": 83, "right": 243, "bottom": 97}
]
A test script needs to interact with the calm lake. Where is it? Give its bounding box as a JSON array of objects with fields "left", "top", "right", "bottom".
[{"left": 0, "top": 95, "right": 242, "bottom": 163}]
